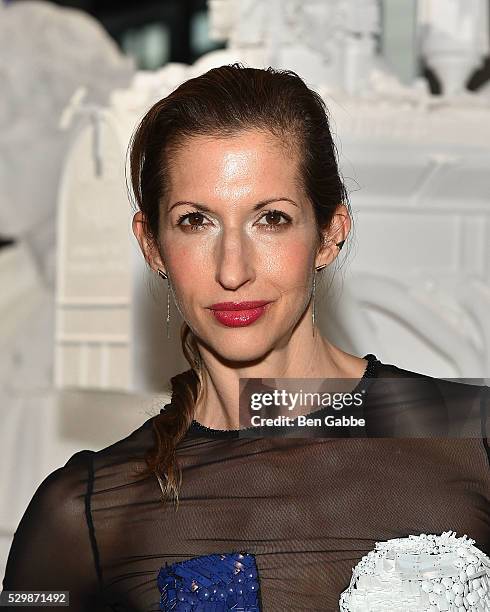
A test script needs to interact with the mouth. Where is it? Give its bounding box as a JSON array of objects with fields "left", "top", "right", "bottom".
[{"left": 208, "top": 301, "right": 272, "bottom": 327}]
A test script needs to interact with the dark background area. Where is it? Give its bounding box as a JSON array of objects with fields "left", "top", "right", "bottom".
[{"left": 17, "top": 0, "right": 226, "bottom": 67}]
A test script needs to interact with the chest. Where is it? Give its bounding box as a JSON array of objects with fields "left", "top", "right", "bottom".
[
  {"left": 165, "top": 438, "right": 489, "bottom": 547},
  {"left": 101, "top": 438, "right": 490, "bottom": 612}
]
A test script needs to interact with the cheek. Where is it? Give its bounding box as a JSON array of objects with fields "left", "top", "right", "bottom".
[
  {"left": 164, "top": 248, "right": 207, "bottom": 315},
  {"left": 263, "top": 241, "right": 314, "bottom": 289}
]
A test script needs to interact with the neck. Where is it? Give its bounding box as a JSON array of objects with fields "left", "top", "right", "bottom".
[{"left": 192, "top": 317, "right": 366, "bottom": 430}]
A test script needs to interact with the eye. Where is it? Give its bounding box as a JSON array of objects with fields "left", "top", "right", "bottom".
[
  {"left": 176, "top": 211, "right": 209, "bottom": 232},
  {"left": 256, "top": 210, "right": 292, "bottom": 231}
]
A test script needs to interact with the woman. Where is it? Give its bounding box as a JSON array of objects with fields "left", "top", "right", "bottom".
[{"left": 3, "top": 64, "right": 489, "bottom": 611}]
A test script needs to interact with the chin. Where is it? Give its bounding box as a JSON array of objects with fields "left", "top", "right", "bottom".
[{"left": 201, "top": 331, "right": 275, "bottom": 364}]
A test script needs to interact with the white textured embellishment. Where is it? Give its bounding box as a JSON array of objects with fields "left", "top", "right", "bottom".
[{"left": 339, "top": 531, "right": 490, "bottom": 611}]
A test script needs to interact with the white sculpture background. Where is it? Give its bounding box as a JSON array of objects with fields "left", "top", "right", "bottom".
[
  {"left": 53, "top": 0, "right": 490, "bottom": 402},
  {"left": 419, "top": 0, "right": 489, "bottom": 95},
  {"left": 197, "top": 0, "right": 382, "bottom": 92},
  {"left": 0, "top": 0, "right": 134, "bottom": 580}
]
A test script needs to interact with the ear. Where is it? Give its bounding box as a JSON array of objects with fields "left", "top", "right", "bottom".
[
  {"left": 132, "top": 211, "right": 166, "bottom": 273},
  {"left": 315, "top": 203, "right": 350, "bottom": 269}
]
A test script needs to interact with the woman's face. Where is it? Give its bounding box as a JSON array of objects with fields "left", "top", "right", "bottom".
[{"left": 138, "top": 129, "right": 334, "bottom": 362}]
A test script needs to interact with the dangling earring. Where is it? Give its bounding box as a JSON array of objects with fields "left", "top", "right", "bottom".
[
  {"left": 312, "top": 271, "right": 316, "bottom": 337},
  {"left": 312, "top": 263, "right": 327, "bottom": 337},
  {"left": 157, "top": 268, "right": 170, "bottom": 339},
  {"left": 312, "top": 238, "right": 344, "bottom": 336}
]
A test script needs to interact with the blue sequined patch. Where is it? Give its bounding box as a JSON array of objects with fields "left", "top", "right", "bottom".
[{"left": 157, "top": 551, "right": 261, "bottom": 611}]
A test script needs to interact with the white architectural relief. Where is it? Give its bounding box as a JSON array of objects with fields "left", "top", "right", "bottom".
[
  {"left": 0, "top": 1, "right": 133, "bottom": 241},
  {"left": 0, "top": 0, "right": 135, "bottom": 580},
  {"left": 198, "top": 0, "right": 382, "bottom": 93},
  {"left": 419, "top": 0, "right": 490, "bottom": 96},
  {"left": 207, "top": 0, "right": 234, "bottom": 42}
]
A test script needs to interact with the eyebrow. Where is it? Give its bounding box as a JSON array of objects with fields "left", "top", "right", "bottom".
[{"left": 167, "top": 197, "right": 299, "bottom": 214}]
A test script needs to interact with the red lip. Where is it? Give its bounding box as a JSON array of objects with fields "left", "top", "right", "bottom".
[
  {"left": 209, "top": 301, "right": 272, "bottom": 327},
  {"left": 209, "top": 301, "right": 271, "bottom": 311}
]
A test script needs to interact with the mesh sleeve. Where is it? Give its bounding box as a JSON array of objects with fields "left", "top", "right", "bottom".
[
  {"left": 1, "top": 450, "right": 107, "bottom": 611},
  {"left": 482, "top": 384, "right": 490, "bottom": 466}
]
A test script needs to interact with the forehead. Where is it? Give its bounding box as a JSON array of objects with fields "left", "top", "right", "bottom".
[{"left": 167, "top": 130, "right": 301, "bottom": 202}]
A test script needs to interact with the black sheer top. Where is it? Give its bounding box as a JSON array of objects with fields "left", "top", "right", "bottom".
[{"left": 2, "top": 354, "right": 489, "bottom": 611}]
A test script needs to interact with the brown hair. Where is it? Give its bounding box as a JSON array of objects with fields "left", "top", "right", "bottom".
[{"left": 128, "top": 63, "right": 351, "bottom": 507}]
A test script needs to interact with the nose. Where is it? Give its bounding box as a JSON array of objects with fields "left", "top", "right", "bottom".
[{"left": 214, "top": 227, "right": 255, "bottom": 291}]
